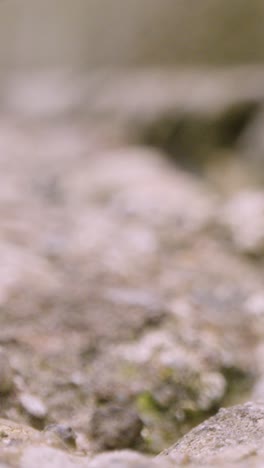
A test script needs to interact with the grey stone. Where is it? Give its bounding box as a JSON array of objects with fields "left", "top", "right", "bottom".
[
  {"left": 161, "top": 401, "right": 264, "bottom": 465},
  {"left": 89, "top": 404, "right": 143, "bottom": 451}
]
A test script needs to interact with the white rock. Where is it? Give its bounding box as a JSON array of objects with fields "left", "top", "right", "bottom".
[
  {"left": 89, "top": 450, "right": 163, "bottom": 468},
  {"left": 20, "top": 446, "right": 85, "bottom": 468},
  {"left": 221, "top": 190, "right": 264, "bottom": 254},
  {"left": 19, "top": 393, "right": 47, "bottom": 419}
]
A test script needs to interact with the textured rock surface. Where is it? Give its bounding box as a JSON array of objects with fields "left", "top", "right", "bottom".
[
  {"left": 0, "top": 68, "right": 264, "bottom": 466},
  {"left": 0, "top": 123, "right": 260, "bottom": 455},
  {"left": 161, "top": 401, "right": 264, "bottom": 466}
]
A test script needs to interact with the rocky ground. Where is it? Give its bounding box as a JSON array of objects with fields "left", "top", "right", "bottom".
[{"left": 0, "top": 67, "right": 264, "bottom": 466}]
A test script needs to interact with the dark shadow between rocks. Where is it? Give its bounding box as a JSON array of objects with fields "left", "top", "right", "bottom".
[{"left": 137, "top": 100, "right": 260, "bottom": 174}]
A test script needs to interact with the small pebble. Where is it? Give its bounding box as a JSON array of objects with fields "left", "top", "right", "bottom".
[
  {"left": 44, "top": 423, "right": 77, "bottom": 449},
  {"left": 19, "top": 393, "right": 47, "bottom": 419}
]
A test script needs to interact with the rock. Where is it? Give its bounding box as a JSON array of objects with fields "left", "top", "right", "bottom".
[
  {"left": 44, "top": 424, "right": 77, "bottom": 450},
  {"left": 0, "top": 418, "right": 79, "bottom": 453},
  {"left": 88, "top": 450, "right": 169, "bottom": 468},
  {"left": 0, "top": 418, "right": 41, "bottom": 450},
  {"left": 0, "top": 420, "right": 87, "bottom": 467},
  {"left": 65, "top": 148, "right": 215, "bottom": 259},
  {"left": 19, "top": 393, "right": 47, "bottom": 420},
  {"left": 161, "top": 401, "right": 264, "bottom": 465},
  {"left": 0, "top": 348, "right": 13, "bottom": 394},
  {"left": 89, "top": 404, "right": 143, "bottom": 451},
  {"left": 0, "top": 95, "right": 262, "bottom": 467},
  {"left": 220, "top": 190, "right": 264, "bottom": 255},
  {"left": 245, "top": 292, "right": 264, "bottom": 317},
  {"left": 19, "top": 446, "right": 85, "bottom": 468},
  {"left": 0, "top": 243, "right": 61, "bottom": 322},
  {"left": 252, "top": 376, "right": 264, "bottom": 401},
  {"left": 88, "top": 297, "right": 254, "bottom": 454}
]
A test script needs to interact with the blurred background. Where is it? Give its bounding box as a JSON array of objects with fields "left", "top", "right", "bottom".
[
  {"left": 1, "top": 0, "right": 264, "bottom": 180},
  {"left": 0, "top": 0, "right": 264, "bottom": 69}
]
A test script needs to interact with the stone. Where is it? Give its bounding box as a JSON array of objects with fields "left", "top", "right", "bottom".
[
  {"left": 0, "top": 418, "right": 40, "bottom": 444},
  {"left": 88, "top": 450, "right": 169, "bottom": 468},
  {"left": 44, "top": 424, "right": 77, "bottom": 450},
  {"left": 89, "top": 404, "right": 143, "bottom": 451},
  {"left": 161, "top": 401, "right": 264, "bottom": 465},
  {"left": 19, "top": 393, "right": 47, "bottom": 420},
  {"left": 19, "top": 446, "right": 85, "bottom": 468},
  {"left": 220, "top": 190, "right": 264, "bottom": 255},
  {"left": 0, "top": 420, "right": 87, "bottom": 467}
]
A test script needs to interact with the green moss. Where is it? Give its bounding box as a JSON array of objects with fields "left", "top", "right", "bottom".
[
  {"left": 222, "top": 367, "right": 255, "bottom": 406},
  {"left": 136, "top": 391, "right": 164, "bottom": 416}
]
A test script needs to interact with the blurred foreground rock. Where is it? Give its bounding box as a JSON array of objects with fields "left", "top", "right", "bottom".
[
  {"left": 0, "top": 67, "right": 264, "bottom": 465},
  {"left": 220, "top": 190, "right": 264, "bottom": 255},
  {"left": 0, "top": 139, "right": 261, "bottom": 453},
  {"left": 4, "top": 402, "right": 264, "bottom": 466}
]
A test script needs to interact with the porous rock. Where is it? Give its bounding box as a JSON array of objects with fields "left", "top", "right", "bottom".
[{"left": 161, "top": 401, "right": 264, "bottom": 465}]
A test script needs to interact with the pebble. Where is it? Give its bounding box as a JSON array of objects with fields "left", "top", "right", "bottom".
[
  {"left": 89, "top": 404, "right": 143, "bottom": 451},
  {"left": 19, "top": 393, "right": 47, "bottom": 419},
  {"left": 44, "top": 424, "right": 77, "bottom": 449}
]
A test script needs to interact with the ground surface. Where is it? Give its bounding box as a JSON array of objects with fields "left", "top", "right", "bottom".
[{"left": 0, "top": 68, "right": 264, "bottom": 466}]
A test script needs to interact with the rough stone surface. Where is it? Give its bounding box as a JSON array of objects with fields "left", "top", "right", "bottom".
[
  {"left": 161, "top": 401, "right": 264, "bottom": 466},
  {"left": 0, "top": 128, "right": 260, "bottom": 455},
  {"left": 44, "top": 424, "right": 77, "bottom": 450},
  {"left": 0, "top": 68, "right": 264, "bottom": 466}
]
